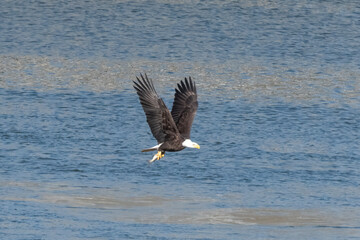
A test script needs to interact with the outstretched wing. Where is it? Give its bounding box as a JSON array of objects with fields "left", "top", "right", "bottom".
[
  {"left": 133, "top": 73, "right": 179, "bottom": 143},
  {"left": 171, "top": 77, "right": 198, "bottom": 139}
]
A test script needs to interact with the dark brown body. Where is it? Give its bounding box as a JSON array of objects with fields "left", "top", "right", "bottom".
[{"left": 159, "top": 137, "right": 186, "bottom": 152}]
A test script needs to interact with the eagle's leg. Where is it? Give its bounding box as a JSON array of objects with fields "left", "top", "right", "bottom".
[{"left": 149, "top": 151, "right": 165, "bottom": 163}]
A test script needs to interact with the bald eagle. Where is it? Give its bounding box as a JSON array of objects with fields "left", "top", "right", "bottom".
[{"left": 133, "top": 73, "right": 200, "bottom": 163}]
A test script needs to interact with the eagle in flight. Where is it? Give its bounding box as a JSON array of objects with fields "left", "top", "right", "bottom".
[{"left": 133, "top": 73, "right": 200, "bottom": 163}]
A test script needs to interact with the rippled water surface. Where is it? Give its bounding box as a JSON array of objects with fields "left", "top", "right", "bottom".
[{"left": 1, "top": 1, "right": 360, "bottom": 239}]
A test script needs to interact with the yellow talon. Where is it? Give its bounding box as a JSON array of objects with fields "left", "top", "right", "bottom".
[
  {"left": 149, "top": 151, "right": 165, "bottom": 163},
  {"left": 157, "top": 151, "right": 165, "bottom": 160}
]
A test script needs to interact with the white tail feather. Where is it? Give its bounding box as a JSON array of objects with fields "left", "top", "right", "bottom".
[{"left": 141, "top": 143, "right": 163, "bottom": 152}]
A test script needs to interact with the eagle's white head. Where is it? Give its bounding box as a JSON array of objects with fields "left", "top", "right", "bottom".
[{"left": 182, "top": 139, "right": 200, "bottom": 149}]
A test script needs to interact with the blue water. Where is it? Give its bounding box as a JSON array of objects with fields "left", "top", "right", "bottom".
[{"left": 1, "top": 1, "right": 360, "bottom": 239}]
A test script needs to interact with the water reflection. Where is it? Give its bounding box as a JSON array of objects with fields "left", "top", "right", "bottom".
[
  {"left": 2, "top": 181, "right": 358, "bottom": 228},
  {"left": 1, "top": 56, "right": 359, "bottom": 108}
]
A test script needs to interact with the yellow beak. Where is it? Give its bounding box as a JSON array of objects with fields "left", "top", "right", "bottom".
[{"left": 195, "top": 144, "right": 200, "bottom": 149}]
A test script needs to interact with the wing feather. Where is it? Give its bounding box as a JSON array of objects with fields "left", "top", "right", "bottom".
[
  {"left": 133, "top": 73, "right": 179, "bottom": 143},
  {"left": 171, "top": 77, "right": 198, "bottom": 139}
]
